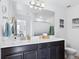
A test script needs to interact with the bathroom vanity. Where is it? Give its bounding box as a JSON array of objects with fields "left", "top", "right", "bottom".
[{"left": 0, "top": 37, "right": 64, "bottom": 59}]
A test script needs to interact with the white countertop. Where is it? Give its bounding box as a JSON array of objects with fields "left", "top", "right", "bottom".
[{"left": 0, "top": 36, "right": 64, "bottom": 48}]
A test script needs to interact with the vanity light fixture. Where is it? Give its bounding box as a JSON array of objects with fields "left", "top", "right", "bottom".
[{"left": 29, "top": 0, "right": 46, "bottom": 10}]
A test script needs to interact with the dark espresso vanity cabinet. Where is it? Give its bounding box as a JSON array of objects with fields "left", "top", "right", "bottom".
[
  {"left": 1, "top": 40, "right": 64, "bottom": 59},
  {"left": 38, "top": 43, "right": 50, "bottom": 59},
  {"left": 50, "top": 41, "right": 64, "bottom": 59},
  {"left": 24, "top": 50, "right": 37, "bottom": 59}
]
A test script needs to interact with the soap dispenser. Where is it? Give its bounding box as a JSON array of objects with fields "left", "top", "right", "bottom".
[{"left": 3, "top": 19, "right": 12, "bottom": 37}]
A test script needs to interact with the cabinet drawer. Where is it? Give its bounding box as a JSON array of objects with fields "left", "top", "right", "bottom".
[
  {"left": 4, "top": 53, "right": 23, "bottom": 59},
  {"left": 50, "top": 40, "right": 64, "bottom": 47},
  {"left": 1, "top": 44, "right": 38, "bottom": 56},
  {"left": 38, "top": 43, "right": 50, "bottom": 49}
]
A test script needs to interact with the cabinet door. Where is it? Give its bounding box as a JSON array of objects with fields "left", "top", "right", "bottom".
[
  {"left": 57, "top": 46, "right": 64, "bottom": 59},
  {"left": 50, "top": 46, "right": 57, "bottom": 59},
  {"left": 38, "top": 48, "right": 50, "bottom": 59},
  {"left": 50, "top": 46, "right": 64, "bottom": 59},
  {"left": 24, "top": 51, "right": 37, "bottom": 59},
  {"left": 5, "top": 53, "right": 23, "bottom": 59}
]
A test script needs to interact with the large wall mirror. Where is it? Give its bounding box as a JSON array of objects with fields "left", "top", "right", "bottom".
[{"left": 2, "top": 0, "right": 55, "bottom": 38}]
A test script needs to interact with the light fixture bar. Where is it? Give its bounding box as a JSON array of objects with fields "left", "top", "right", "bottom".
[{"left": 29, "top": 0, "right": 46, "bottom": 10}]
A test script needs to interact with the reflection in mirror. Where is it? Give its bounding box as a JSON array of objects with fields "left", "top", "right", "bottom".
[
  {"left": 17, "top": 19, "right": 26, "bottom": 37},
  {"left": 32, "top": 9, "right": 55, "bottom": 36},
  {"left": 2, "top": 16, "right": 17, "bottom": 37},
  {"left": 3, "top": 0, "right": 55, "bottom": 38},
  {"left": 3, "top": 0, "right": 33, "bottom": 38}
]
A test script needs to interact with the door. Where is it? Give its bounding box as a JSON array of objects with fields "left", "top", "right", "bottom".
[
  {"left": 24, "top": 50, "right": 37, "bottom": 59},
  {"left": 38, "top": 48, "right": 50, "bottom": 59},
  {"left": 6, "top": 53, "right": 23, "bottom": 59}
]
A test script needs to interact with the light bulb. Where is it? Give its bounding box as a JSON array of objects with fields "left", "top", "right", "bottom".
[
  {"left": 41, "top": 3, "right": 45, "bottom": 7},
  {"left": 30, "top": 5, "right": 33, "bottom": 8}
]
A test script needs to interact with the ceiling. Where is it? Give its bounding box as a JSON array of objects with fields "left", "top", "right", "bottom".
[
  {"left": 11, "top": 0, "right": 79, "bottom": 8},
  {"left": 64, "top": 0, "right": 79, "bottom": 7},
  {"left": 47, "top": 0, "right": 79, "bottom": 7}
]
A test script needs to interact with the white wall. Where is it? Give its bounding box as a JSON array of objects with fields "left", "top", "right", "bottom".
[{"left": 66, "top": 5, "right": 79, "bottom": 55}]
